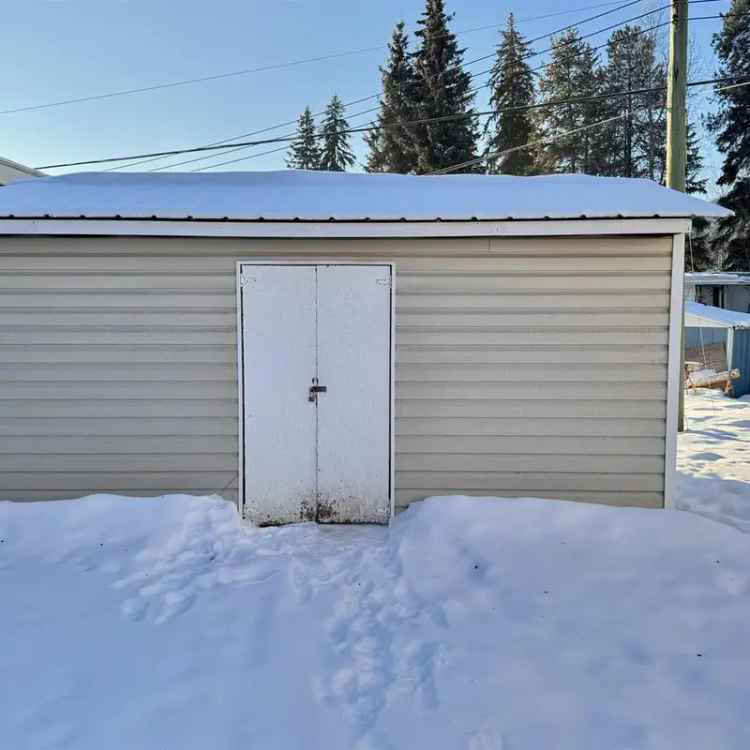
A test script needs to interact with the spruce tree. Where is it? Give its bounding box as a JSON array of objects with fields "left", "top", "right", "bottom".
[
  {"left": 286, "top": 106, "right": 321, "bottom": 170},
  {"left": 686, "top": 220, "right": 714, "bottom": 271},
  {"left": 536, "top": 28, "right": 607, "bottom": 174},
  {"left": 486, "top": 13, "right": 536, "bottom": 175},
  {"left": 635, "top": 58, "right": 667, "bottom": 184},
  {"left": 366, "top": 22, "right": 419, "bottom": 173},
  {"left": 319, "top": 95, "right": 355, "bottom": 171},
  {"left": 707, "top": 0, "right": 750, "bottom": 271},
  {"left": 410, "top": 0, "right": 479, "bottom": 174},
  {"left": 599, "top": 26, "right": 665, "bottom": 179},
  {"left": 685, "top": 122, "right": 712, "bottom": 271},
  {"left": 686, "top": 122, "right": 708, "bottom": 195},
  {"left": 715, "top": 181, "right": 750, "bottom": 271}
]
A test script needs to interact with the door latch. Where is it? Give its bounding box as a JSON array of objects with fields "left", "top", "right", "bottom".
[{"left": 309, "top": 384, "right": 328, "bottom": 402}]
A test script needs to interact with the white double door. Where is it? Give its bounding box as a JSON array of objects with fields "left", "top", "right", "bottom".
[{"left": 240, "top": 263, "right": 393, "bottom": 525}]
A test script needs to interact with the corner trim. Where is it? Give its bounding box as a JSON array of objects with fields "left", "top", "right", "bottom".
[{"left": 664, "top": 233, "right": 686, "bottom": 509}]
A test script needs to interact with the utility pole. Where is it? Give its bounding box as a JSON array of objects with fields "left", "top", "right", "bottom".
[
  {"left": 666, "top": 0, "right": 688, "bottom": 191},
  {"left": 666, "top": 0, "right": 689, "bottom": 431}
]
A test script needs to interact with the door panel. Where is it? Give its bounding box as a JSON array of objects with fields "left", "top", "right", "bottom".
[
  {"left": 241, "top": 265, "right": 317, "bottom": 524},
  {"left": 316, "top": 265, "right": 392, "bottom": 523}
]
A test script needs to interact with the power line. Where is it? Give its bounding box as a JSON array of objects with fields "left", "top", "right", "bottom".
[
  {"left": 0, "top": 0, "right": 647, "bottom": 118},
  {"left": 65, "top": 75, "right": 750, "bottom": 177},
  {"left": 39, "top": 76, "right": 739, "bottom": 170},
  {"left": 192, "top": 8, "right": 736, "bottom": 172},
  {"left": 144, "top": 1, "right": 723, "bottom": 173},
  {"left": 0, "top": 47, "right": 391, "bottom": 117},
  {"left": 714, "top": 79, "right": 750, "bottom": 93},
  {"left": 432, "top": 81, "right": 750, "bottom": 176},
  {"left": 464, "top": 0, "right": 656, "bottom": 67},
  {"left": 35, "top": 76, "right": 747, "bottom": 170},
  {"left": 147, "top": 133, "right": 297, "bottom": 172},
  {"left": 459, "top": 13, "right": 695, "bottom": 114},
  {"left": 107, "top": 93, "right": 386, "bottom": 172},
  {"left": 192, "top": 145, "right": 290, "bottom": 172},
  {"left": 429, "top": 113, "right": 629, "bottom": 174},
  {"left": 151, "top": 104, "right": 381, "bottom": 172},
  {"left": 107, "top": 0, "right": 655, "bottom": 172},
  {"left": 158, "top": 65, "right": 750, "bottom": 172},
  {"left": 466, "top": 18, "right": 672, "bottom": 96},
  {"left": 465, "top": 0, "right": 724, "bottom": 69},
  {"left": 123, "top": 0, "right": 670, "bottom": 173}
]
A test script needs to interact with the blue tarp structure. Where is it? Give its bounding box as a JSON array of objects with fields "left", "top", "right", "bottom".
[
  {"left": 731, "top": 329, "right": 750, "bottom": 398},
  {"left": 685, "top": 326, "right": 725, "bottom": 349},
  {"left": 685, "top": 302, "right": 750, "bottom": 398}
]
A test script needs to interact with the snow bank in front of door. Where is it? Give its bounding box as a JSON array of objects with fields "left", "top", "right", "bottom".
[{"left": 2, "top": 492, "right": 750, "bottom": 750}]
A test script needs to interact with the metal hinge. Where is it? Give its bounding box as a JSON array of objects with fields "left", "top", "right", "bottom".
[{"left": 376, "top": 277, "right": 392, "bottom": 287}]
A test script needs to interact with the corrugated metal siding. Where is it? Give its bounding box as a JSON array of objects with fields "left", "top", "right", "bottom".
[
  {"left": 685, "top": 326, "right": 726, "bottom": 349},
  {"left": 0, "top": 235, "right": 671, "bottom": 509},
  {"left": 730, "top": 329, "right": 750, "bottom": 398}
]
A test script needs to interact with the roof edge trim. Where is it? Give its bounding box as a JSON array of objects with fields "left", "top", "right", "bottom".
[{"left": 0, "top": 216, "right": 692, "bottom": 239}]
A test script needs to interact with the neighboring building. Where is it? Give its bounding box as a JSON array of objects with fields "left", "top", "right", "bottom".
[
  {"left": 685, "top": 272, "right": 750, "bottom": 314},
  {"left": 0, "top": 171, "right": 729, "bottom": 523},
  {"left": 0, "top": 157, "right": 43, "bottom": 186},
  {"left": 685, "top": 302, "right": 750, "bottom": 398}
]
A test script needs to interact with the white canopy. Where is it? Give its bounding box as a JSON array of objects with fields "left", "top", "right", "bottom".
[
  {"left": 685, "top": 302, "right": 750, "bottom": 329},
  {"left": 685, "top": 272, "right": 750, "bottom": 287},
  {"left": 0, "top": 156, "right": 43, "bottom": 186},
  {"left": 0, "top": 170, "right": 731, "bottom": 222}
]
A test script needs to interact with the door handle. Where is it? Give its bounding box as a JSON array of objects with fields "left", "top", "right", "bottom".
[{"left": 309, "top": 384, "right": 327, "bottom": 402}]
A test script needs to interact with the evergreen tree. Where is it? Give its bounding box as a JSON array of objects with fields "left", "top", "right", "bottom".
[
  {"left": 366, "top": 22, "right": 419, "bottom": 173},
  {"left": 715, "top": 180, "right": 750, "bottom": 271},
  {"left": 707, "top": 0, "right": 750, "bottom": 187},
  {"left": 599, "top": 26, "right": 666, "bottom": 180},
  {"left": 319, "top": 95, "right": 355, "bottom": 171},
  {"left": 536, "top": 28, "right": 607, "bottom": 174},
  {"left": 686, "top": 122, "right": 708, "bottom": 195},
  {"left": 486, "top": 13, "right": 536, "bottom": 175},
  {"left": 686, "top": 124, "right": 713, "bottom": 271},
  {"left": 686, "top": 218, "right": 715, "bottom": 271},
  {"left": 286, "top": 106, "right": 321, "bottom": 170},
  {"left": 410, "top": 0, "right": 479, "bottom": 173},
  {"left": 634, "top": 60, "right": 667, "bottom": 184},
  {"left": 707, "top": 0, "right": 750, "bottom": 270}
]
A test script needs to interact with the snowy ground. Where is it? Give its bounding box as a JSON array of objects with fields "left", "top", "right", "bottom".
[
  {"left": 677, "top": 389, "right": 750, "bottom": 532},
  {"left": 2, "top": 392, "right": 750, "bottom": 750}
]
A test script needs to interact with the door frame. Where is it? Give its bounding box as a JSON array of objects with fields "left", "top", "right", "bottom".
[{"left": 235, "top": 260, "right": 396, "bottom": 522}]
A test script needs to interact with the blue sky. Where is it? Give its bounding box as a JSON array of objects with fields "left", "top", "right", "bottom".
[{"left": 0, "top": 0, "right": 728, "bottom": 187}]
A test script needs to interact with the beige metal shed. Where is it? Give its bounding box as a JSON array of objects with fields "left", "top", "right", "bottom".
[{"left": 0, "top": 171, "right": 729, "bottom": 523}]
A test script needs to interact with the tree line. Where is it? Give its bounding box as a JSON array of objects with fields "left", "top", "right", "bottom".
[
  {"left": 287, "top": 0, "right": 749, "bottom": 270},
  {"left": 706, "top": 0, "right": 749, "bottom": 271}
]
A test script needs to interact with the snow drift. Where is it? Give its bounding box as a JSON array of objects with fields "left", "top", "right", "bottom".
[{"left": 2, "top": 490, "right": 750, "bottom": 750}]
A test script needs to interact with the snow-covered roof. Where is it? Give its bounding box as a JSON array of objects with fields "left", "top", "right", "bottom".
[
  {"left": 685, "top": 272, "right": 750, "bottom": 287},
  {"left": 685, "top": 301, "right": 750, "bottom": 329},
  {"left": 0, "top": 170, "right": 731, "bottom": 222}
]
